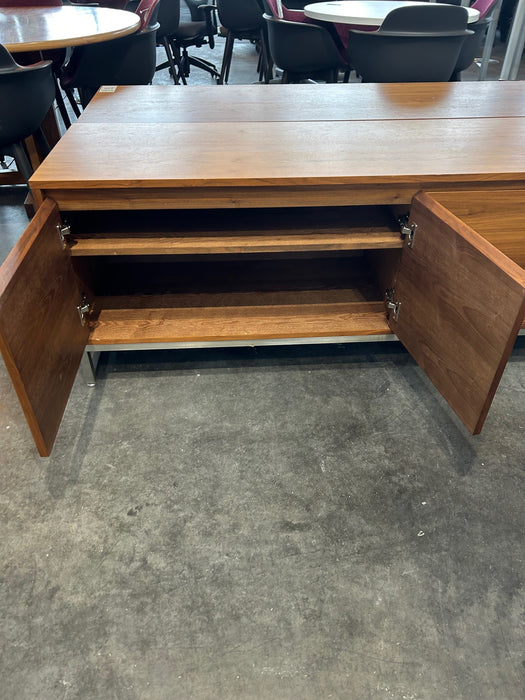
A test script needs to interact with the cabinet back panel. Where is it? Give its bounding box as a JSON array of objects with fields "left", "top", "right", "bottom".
[{"left": 76, "top": 255, "right": 383, "bottom": 301}]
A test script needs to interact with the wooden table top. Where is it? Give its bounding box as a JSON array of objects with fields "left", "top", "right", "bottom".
[
  {"left": 303, "top": 0, "right": 479, "bottom": 26},
  {"left": 79, "top": 82, "right": 525, "bottom": 124},
  {"left": 1, "top": 6, "right": 140, "bottom": 52},
  {"left": 30, "top": 83, "right": 525, "bottom": 206}
]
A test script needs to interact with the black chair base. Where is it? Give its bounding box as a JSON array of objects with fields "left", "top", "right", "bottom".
[
  {"left": 157, "top": 36, "right": 220, "bottom": 84},
  {"left": 219, "top": 29, "right": 271, "bottom": 84},
  {"left": 182, "top": 52, "right": 220, "bottom": 80}
]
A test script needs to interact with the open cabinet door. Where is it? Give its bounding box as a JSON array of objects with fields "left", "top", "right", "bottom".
[
  {"left": 0, "top": 199, "right": 90, "bottom": 456},
  {"left": 387, "top": 191, "right": 525, "bottom": 434}
]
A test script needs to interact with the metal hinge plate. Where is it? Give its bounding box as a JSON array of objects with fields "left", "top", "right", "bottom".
[
  {"left": 397, "top": 215, "right": 417, "bottom": 248},
  {"left": 76, "top": 294, "right": 92, "bottom": 327},
  {"left": 385, "top": 288, "right": 401, "bottom": 322},
  {"left": 57, "top": 222, "right": 71, "bottom": 248}
]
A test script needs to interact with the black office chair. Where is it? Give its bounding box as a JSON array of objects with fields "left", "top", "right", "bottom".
[
  {"left": 0, "top": 0, "right": 77, "bottom": 130},
  {"left": 216, "top": 0, "right": 270, "bottom": 84},
  {"left": 0, "top": 45, "right": 55, "bottom": 184},
  {"left": 156, "top": 0, "right": 219, "bottom": 84},
  {"left": 264, "top": 14, "right": 348, "bottom": 83},
  {"left": 347, "top": 5, "right": 472, "bottom": 83},
  {"left": 451, "top": 16, "right": 491, "bottom": 80},
  {"left": 60, "top": 0, "right": 160, "bottom": 108}
]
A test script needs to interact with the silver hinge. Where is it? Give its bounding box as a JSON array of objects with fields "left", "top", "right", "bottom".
[
  {"left": 400, "top": 220, "right": 417, "bottom": 248},
  {"left": 385, "top": 288, "right": 401, "bottom": 322},
  {"left": 57, "top": 222, "right": 71, "bottom": 248},
  {"left": 76, "top": 294, "right": 92, "bottom": 327},
  {"left": 397, "top": 214, "right": 417, "bottom": 248}
]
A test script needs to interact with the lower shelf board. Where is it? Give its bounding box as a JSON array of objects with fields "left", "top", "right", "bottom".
[{"left": 87, "top": 297, "right": 391, "bottom": 345}]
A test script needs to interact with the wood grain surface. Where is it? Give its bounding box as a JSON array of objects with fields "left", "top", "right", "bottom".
[
  {"left": 81, "top": 83, "right": 525, "bottom": 124},
  {"left": 427, "top": 189, "right": 525, "bottom": 268},
  {"left": 67, "top": 205, "right": 402, "bottom": 255},
  {"left": 9, "top": 82, "right": 525, "bottom": 450},
  {"left": 31, "top": 118, "right": 525, "bottom": 193},
  {"left": 88, "top": 297, "right": 391, "bottom": 344},
  {"left": 0, "top": 199, "right": 89, "bottom": 456},
  {"left": 2, "top": 6, "right": 139, "bottom": 52},
  {"left": 389, "top": 191, "right": 525, "bottom": 434}
]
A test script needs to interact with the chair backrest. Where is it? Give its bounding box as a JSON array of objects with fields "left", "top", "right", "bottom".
[
  {"left": 61, "top": 22, "right": 159, "bottom": 91},
  {"left": 0, "top": 45, "right": 55, "bottom": 148},
  {"left": 379, "top": 4, "right": 469, "bottom": 33},
  {"left": 156, "top": 0, "right": 181, "bottom": 38},
  {"left": 217, "top": 0, "right": 265, "bottom": 32},
  {"left": 348, "top": 5, "right": 472, "bottom": 82},
  {"left": 135, "top": 0, "right": 161, "bottom": 29},
  {"left": 183, "top": 0, "right": 211, "bottom": 21},
  {"left": 264, "top": 14, "right": 343, "bottom": 75},
  {"left": 453, "top": 15, "right": 491, "bottom": 73}
]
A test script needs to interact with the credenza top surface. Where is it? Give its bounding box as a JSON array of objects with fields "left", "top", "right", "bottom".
[
  {"left": 78, "top": 83, "right": 525, "bottom": 124},
  {"left": 30, "top": 83, "right": 525, "bottom": 193}
]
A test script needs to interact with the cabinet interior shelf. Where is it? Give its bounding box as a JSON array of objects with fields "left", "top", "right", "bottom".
[
  {"left": 66, "top": 206, "right": 403, "bottom": 256},
  {"left": 82, "top": 252, "right": 393, "bottom": 345},
  {"left": 88, "top": 294, "right": 391, "bottom": 345}
]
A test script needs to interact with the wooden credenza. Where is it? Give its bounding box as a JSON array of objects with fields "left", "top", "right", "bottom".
[{"left": 1, "top": 82, "right": 525, "bottom": 456}]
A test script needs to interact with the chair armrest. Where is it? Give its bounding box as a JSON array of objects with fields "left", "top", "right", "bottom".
[{"left": 197, "top": 3, "right": 218, "bottom": 48}]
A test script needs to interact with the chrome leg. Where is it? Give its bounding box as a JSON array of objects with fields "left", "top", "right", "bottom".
[{"left": 79, "top": 351, "right": 99, "bottom": 387}]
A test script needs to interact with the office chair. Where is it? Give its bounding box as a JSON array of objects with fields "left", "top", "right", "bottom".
[
  {"left": 437, "top": 0, "right": 501, "bottom": 79},
  {"left": 216, "top": 0, "right": 270, "bottom": 84},
  {"left": 156, "top": 0, "right": 219, "bottom": 84},
  {"left": 451, "top": 15, "right": 491, "bottom": 79},
  {"left": 60, "top": 0, "right": 160, "bottom": 108},
  {"left": 0, "top": 45, "right": 55, "bottom": 184},
  {"left": 347, "top": 5, "right": 472, "bottom": 83},
  {"left": 264, "top": 14, "right": 349, "bottom": 83},
  {"left": 0, "top": 0, "right": 77, "bottom": 129}
]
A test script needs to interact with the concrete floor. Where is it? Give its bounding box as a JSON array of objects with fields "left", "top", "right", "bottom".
[{"left": 1, "top": 28, "right": 525, "bottom": 700}]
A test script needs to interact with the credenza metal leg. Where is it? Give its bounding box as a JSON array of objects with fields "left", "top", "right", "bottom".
[{"left": 79, "top": 351, "right": 99, "bottom": 387}]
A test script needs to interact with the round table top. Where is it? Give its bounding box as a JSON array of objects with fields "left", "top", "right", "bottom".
[
  {"left": 1, "top": 5, "right": 141, "bottom": 53},
  {"left": 303, "top": 1, "right": 480, "bottom": 26}
]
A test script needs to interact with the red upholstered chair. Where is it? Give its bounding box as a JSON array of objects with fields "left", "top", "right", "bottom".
[
  {"left": 471, "top": 0, "right": 499, "bottom": 19},
  {"left": 436, "top": 0, "right": 499, "bottom": 20},
  {"left": 135, "top": 0, "right": 161, "bottom": 27},
  {"left": 264, "top": 0, "right": 305, "bottom": 22}
]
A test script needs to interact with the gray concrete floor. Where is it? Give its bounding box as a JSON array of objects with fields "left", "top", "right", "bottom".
[{"left": 1, "top": 28, "right": 525, "bottom": 700}]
